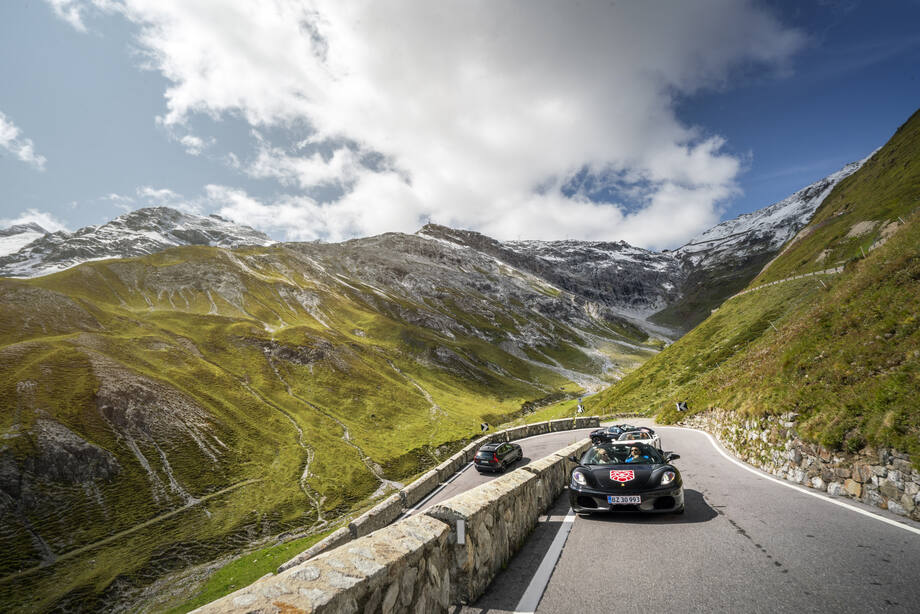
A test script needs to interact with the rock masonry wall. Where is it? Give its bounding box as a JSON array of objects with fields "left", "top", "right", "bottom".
[
  {"left": 679, "top": 409, "right": 920, "bottom": 521},
  {"left": 196, "top": 418, "right": 597, "bottom": 612}
]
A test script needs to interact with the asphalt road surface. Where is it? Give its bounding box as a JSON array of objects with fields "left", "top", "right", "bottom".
[
  {"left": 456, "top": 422, "right": 920, "bottom": 614},
  {"left": 401, "top": 428, "right": 594, "bottom": 518}
]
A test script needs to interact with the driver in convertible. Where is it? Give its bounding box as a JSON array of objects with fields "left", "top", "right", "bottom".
[{"left": 625, "top": 446, "right": 650, "bottom": 463}]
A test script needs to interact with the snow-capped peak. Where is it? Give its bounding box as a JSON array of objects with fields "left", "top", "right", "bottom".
[
  {"left": 0, "top": 207, "right": 275, "bottom": 278},
  {"left": 0, "top": 222, "right": 49, "bottom": 258},
  {"left": 676, "top": 159, "right": 866, "bottom": 266}
]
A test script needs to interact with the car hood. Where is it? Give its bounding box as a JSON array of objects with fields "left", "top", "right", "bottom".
[{"left": 587, "top": 463, "right": 656, "bottom": 489}]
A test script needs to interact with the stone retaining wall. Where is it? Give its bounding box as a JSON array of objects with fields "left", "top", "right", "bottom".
[
  {"left": 679, "top": 409, "right": 920, "bottom": 521},
  {"left": 349, "top": 494, "right": 403, "bottom": 538},
  {"left": 276, "top": 417, "right": 599, "bottom": 572},
  {"left": 426, "top": 469, "right": 547, "bottom": 603},
  {"left": 435, "top": 455, "right": 466, "bottom": 483},
  {"left": 200, "top": 514, "right": 452, "bottom": 613},
  {"left": 277, "top": 527, "right": 352, "bottom": 574},
  {"left": 197, "top": 429, "right": 596, "bottom": 613},
  {"left": 399, "top": 470, "right": 439, "bottom": 508}
]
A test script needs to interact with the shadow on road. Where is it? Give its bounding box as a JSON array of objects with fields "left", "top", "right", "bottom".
[
  {"left": 472, "top": 457, "right": 532, "bottom": 478},
  {"left": 577, "top": 489, "right": 718, "bottom": 524}
]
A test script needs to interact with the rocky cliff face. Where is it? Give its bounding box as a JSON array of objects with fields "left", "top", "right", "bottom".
[{"left": 418, "top": 225, "right": 682, "bottom": 320}]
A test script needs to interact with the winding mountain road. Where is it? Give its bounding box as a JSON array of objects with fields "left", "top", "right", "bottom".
[{"left": 453, "top": 422, "right": 920, "bottom": 614}]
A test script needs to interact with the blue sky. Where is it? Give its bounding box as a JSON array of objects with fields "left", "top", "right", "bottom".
[{"left": 0, "top": 1, "right": 918, "bottom": 249}]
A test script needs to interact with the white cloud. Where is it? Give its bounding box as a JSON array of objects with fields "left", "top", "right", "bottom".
[
  {"left": 178, "top": 134, "right": 212, "bottom": 156},
  {"left": 245, "top": 140, "right": 362, "bottom": 190},
  {"left": 0, "top": 111, "right": 48, "bottom": 170},
  {"left": 137, "top": 185, "right": 182, "bottom": 204},
  {"left": 0, "top": 209, "right": 69, "bottom": 232},
  {"left": 45, "top": 0, "right": 89, "bottom": 31},
  {"left": 100, "top": 186, "right": 204, "bottom": 215},
  {"left": 51, "top": 0, "right": 805, "bottom": 247},
  {"left": 44, "top": 0, "right": 121, "bottom": 31}
]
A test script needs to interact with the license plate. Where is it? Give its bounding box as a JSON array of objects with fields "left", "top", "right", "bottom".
[{"left": 607, "top": 495, "right": 641, "bottom": 504}]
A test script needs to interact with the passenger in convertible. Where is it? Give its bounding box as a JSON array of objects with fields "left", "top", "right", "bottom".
[{"left": 589, "top": 447, "right": 612, "bottom": 464}]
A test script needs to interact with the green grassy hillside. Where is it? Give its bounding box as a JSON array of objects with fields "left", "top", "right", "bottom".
[
  {"left": 0, "top": 240, "right": 655, "bottom": 611},
  {"left": 587, "top": 108, "right": 920, "bottom": 465}
]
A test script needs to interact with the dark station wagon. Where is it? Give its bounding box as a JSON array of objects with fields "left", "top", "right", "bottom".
[{"left": 474, "top": 442, "right": 523, "bottom": 473}]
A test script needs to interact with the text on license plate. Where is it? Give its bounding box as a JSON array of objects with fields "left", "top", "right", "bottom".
[{"left": 607, "top": 495, "right": 641, "bottom": 504}]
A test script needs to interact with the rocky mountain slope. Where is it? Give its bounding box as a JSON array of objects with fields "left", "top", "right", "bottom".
[
  {"left": 0, "top": 207, "right": 275, "bottom": 278},
  {"left": 418, "top": 157, "right": 865, "bottom": 335},
  {"left": 418, "top": 225, "right": 681, "bottom": 323},
  {"left": 646, "top": 159, "right": 866, "bottom": 332}
]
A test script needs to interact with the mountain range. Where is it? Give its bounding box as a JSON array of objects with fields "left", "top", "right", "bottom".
[{"left": 0, "top": 156, "right": 863, "bottom": 336}]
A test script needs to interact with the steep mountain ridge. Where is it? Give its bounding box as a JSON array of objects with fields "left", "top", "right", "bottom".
[
  {"left": 676, "top": 159, "right": 865, "bottom": 268},
  {"left": 1, "top": 157, "right": 865, "bottom": 339},
  {"left": 0, "top": 208, "right": 274, "bottom": 278}
]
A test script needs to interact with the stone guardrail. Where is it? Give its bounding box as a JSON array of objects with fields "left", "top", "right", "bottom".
[
  {"left": 273, "top": 416, "right": 598, "bottom": 574},
  {"left": 195, "top": 420, "right": 596, "bottom": 613}
]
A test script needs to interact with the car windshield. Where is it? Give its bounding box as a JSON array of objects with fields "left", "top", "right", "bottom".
[
  {"left": 582, "top": 443, "right": 662, "bottom": 465},
  {"left": 618, "top": 431, "right": 651, "bottom": 441},
  {"left": 475, "top": 450, "right": 494, "bottom": 458}
]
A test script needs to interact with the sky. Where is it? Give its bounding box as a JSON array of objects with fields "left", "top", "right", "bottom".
[{"left": 0, "top": 1, "right": 918, "bottom": 250}]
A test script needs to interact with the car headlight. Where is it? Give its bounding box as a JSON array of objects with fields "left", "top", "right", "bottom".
[
  {"left": 660, "top": 470, "right": 676, "bottom": 486},
  {"left": 571, "top": 470, "right": 587, "bottom": 486}
]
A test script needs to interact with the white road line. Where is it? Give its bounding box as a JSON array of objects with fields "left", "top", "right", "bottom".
[
  {"left": 513, "top": 508, "right": 576, "bottom": 614},
  {"left": 660, "top": 425, "right": 920, "bottom": 537},
  {"left": 397, "top": 462, "right": 474, "bottom": 520}
]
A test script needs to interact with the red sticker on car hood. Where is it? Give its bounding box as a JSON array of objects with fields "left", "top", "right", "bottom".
[{"left": 610, "top": 469, "right": 635, "bottom": 482}]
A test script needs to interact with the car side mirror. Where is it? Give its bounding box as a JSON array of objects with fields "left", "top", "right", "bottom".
[
  {"left": 665, "top": 452, "right": 680, "bottom": 462},
  {"left": 568, "top": 455, "right": 579, "bottom": 463}
]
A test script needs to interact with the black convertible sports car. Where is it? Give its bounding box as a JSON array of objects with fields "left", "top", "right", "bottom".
[
  {"left": 568, "top": 442, "right": 684, "bottom": 514},
  {"left": 589, "top": 424, "right": 654, "bottom": 444}
]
